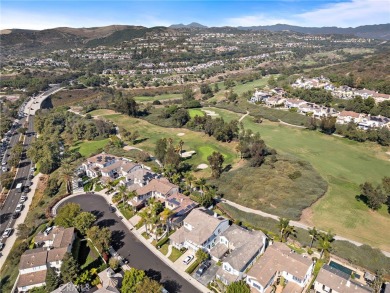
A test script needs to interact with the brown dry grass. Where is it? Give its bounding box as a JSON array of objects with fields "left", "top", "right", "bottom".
[{"left": 30, "top": 175, "right": 48, "bottom": 210}]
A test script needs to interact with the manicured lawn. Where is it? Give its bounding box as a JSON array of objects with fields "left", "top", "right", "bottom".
[
  {"left": 142, "top": 232, "right": 150, "bottom": 240},
  {"left": 168, "top": 247, "right": 184, "bottom": 262},
  {"left": 71, "top": 139, "right": 110, "bottom": 157},
  {"left": 188, "top": 108, "right": 205, "bottom": 118},
  {"left": 159, "top": 243, "right": 169, "bottom": 255},
  {"left": 209, "top": 107, "right": 390, "bottom": 250},
  {"left": 117, "top": 203, "right": 135, "bottom": 220},
  {"left": 133, "top": 93, "right": 182, "bottom": 102},
  {"left": 89, "top": 110, "right": 238, "bottom": 176}
]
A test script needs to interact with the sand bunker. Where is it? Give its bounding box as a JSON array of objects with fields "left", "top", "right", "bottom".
[
  {"left": 202, "top": 110, "right": 219, "bottom": 117},
  {"left": 180, "top": 150, "right": 196, "bottom": 158},
  {"left": 177, "top": 133, "right": 185, "bottom": 136},
  {"left": 197, "top": 163, "right": 208, "bottom": 169}
]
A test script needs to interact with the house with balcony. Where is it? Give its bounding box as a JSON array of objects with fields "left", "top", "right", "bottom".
[
  {"left": 170, "top": 208, "right": 230, "bottom": 251},
  {"left": 285, "top": 98, "right": 307, "bottom": 109},
  {"left": 82, "top": 153, "right": 118, "bottom": 178},
  {"left": 246, "top": 242, "right": 314, "bottom": 293},
  {"left": 120, "top": 168, "right": 160, "bottom": 190},
  {"left": 250, "top": 91, "right": 272, "bottom": 103},
  {"left": 336, "top": 110, "right": 364, "bottom": 125},
  {"left": 314, "top": 265, "right": 372, "bottom": 293},
  {"left": 212, "top": 225, "right": 267, "bottom": 285}
]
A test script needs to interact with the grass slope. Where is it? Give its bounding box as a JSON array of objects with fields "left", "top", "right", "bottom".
[
  {"left": 71, "top": 139, "right": 110, "bottom": 157},
  {"left": 211, "top": 156, "right": 327, "bottom": 220},
  {"left": 133, "top": 93, "right": 182, "bottom": 103},
  {"left": 208, "top": 107, "right": 390, "bottom": 250}
]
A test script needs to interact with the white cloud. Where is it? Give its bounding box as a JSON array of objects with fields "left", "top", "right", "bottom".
[
  {"left": 225, "top": 14, "right": 293, "bottom": 27},
  {"left": 224, "top": 0, "right": 390, "bottom": 27},
  {"left": 296, "top": 0, "right": 390, "bottom": 27}
]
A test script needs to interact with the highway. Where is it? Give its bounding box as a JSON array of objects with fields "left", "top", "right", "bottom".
[{"left": 0, "top": 85, "right": 62, "bottom": 249}]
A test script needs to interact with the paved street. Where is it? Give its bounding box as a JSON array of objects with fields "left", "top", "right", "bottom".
[{"left": 60, "top": 194, "right": 200, "bottom": 293}]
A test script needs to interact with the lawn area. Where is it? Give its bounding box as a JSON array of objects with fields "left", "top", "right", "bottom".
[
  {"left": 133, "top": 93, "right": 182, "bottom": 103},
  {"left": 159, "top": 243, "right": 169, "bottom": 255},
  {"left": 89, "top": 110, "right": 238, "bottom": 176},
  {"left": 71, "top": 139, "right": 110, "bottom": 157},
  {"left": 209, "top": 107, "right": 390, "bottom": 250},
  {"left": 73, "top": 238, "right": 103, "bottom": 271},
  {"left": 117, "top": 203, "right": 135, "bottom": 220},
  {"left": 188, "top": 108, "right": 205, "bottom": 118},
  {"left": 168, "top": 247, "right": 184, "bottom": 262}
]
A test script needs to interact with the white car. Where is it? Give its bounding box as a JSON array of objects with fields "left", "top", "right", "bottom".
[
  {"left": 182, "top": 255, "right": 194, "bottom": 265},
  {"left": 15, "top": 204, "right": 23, "bottom": 213},
  {"left": 20, "top": 195, "right": 27, "bottom": 202},
  {"left": 2, "top": 228, "right": 12, "bottom": 238}
]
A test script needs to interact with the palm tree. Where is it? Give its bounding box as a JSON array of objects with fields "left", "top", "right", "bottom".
[
  {"left": 160, "top": 208, "right": 173, "bottom": 235},
  {"left": 118, "top": 184, "right": 128, "bottom": 207},
  {"left": 308, "top": 227, "right": 319, "bottom": 249},
  {"left": 139, "top": 208, "right": 151, "bottom": 234},
  {"left": 277, "top": 218, "right": 295, "bottom": 242},
  {"left": 59, "top": 162, "right": 73, "bottom": 194},
  {"left": 318, "top": 231, "right": 334, "bottom": 258},
  {"left": 196, "top": 177, "right": 207, "bottom": 194},
  {"left": 184, "top": 172, "right": 195, "bottom": 192}
]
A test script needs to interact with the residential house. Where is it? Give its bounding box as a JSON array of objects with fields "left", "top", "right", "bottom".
[
  {"left": 314, "top": 265, "right": 372, "bottom": 293},
  {"left": 95, "top": 268, "right": 123, "bottom": 293},
  {"left": 336, "top": 110, "right": 363, "bottom": 125},
  {"left": 265, "top": 97, "right": 286, "bottom": 107},
  {"left": 51, "top": 282, "right": 79, "bottom": 293},
  {"left": 17, "top": 227, "right": 76, "bottom": 292},
  {"left": 212, "top": 225, "right": 267, "bottom": 285},
  {"left": 165, "top": 193, "right": 199, "bottom": 227},
  {"left": 250, "top": 91, "right": 272, "bottom": 103},
  {"left": 35, "top": 227, "right": 75, "bottom": 251},
  {"left": 82, "top": 153, "right": 118, "bottom": 178},
  {"left": 100, "top": 160, "right": 141, "bottom": 180},
  {"left": 332, "top": 86, "right": 355, "bottom": 100},
  {"left": 355, "top": 89, "right": 376, "bottom": 99},
  {"left": 120, "top": 168, "right": 159, "bottom": 189},
  {"left": 246, "top": 242, "right": 314, "bottom": 293},
  {"left": 285, "top": 98, "right": 307, "bottom": 109},
  {"left": 170, "top": 208, "right": 230, "bottom": 251},
  {"left": 129, "top": 178, "right": 179, "bottom": 209}
]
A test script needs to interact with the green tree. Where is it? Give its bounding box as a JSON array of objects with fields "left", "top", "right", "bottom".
[
  {"left": 86, "top": 226, "right": 111, "bottom": 253},
  {"left": 16, "top": 223, "right": 30, "bottom": 239},
  {"left": 226, "top": 280, "right": 251, "bottom": 293},
  {"left": 135, "top": 277, "right": 162, "bottom": 293},
  {"left": 55, "top": 203, "right": 81, "bottom": 228},
  {"left": 360, "top": 182, "right": 386, "bottom": 210},
  {"left": 60, "top": 253, "right": 80, "bottom": 283},
  {"left": 0, "top": 172, "right": 14, "bottom": 189},
  {"left": 46, "top": 267, "right": 61, "bottom": 292},
  {"left": 59, "top": 162, "right": 73, "bottom": 194},
  {"left": 207, "top": 151, "right": 224, "bottom": 179},
  {"left": 308, "top": 227, "right": 319, "bottom": 249},
  {"left": 121, "top": 268, "right": 146, "bottom": 293},
  {"left": 74, "top": 212, "right": 96, "bottom": 235},
  {"left": 318, "top": 231, "right": 334, "bottom": 259},
  {"left": 154, "top": 138, "right": 167, "bottom": 163},
  {"left": 109, "top": 257, "right": 120, "bottom": 270},
  {"left": 277, "top": 218, "right": 295, "bottom": 242},
  {"left": 214, "top": 83, "right": 220, "bottom": 93},
  {"left": 196, "top": 249, "right": 209, "bottom": 263}
]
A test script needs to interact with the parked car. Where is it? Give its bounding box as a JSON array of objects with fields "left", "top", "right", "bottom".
[
  {"left": 12, "top": 212, "right": 20, "bottom": 219},
  {"left": 196, "top": 261, "right": 211, "bottom": 277},
  {"left": 182, "top": 255, "right": 194, "bottom": 265},
  {"left": 2, "top": 228, "right": 12, "bottom": 238},
  {"left": 109, "top": 205, "right": 116, "bottom": 213},
  {"left": 20, "top": 195, "right": 27, "bottom": 202},
  {"left": 108, "top": 246, "right": 118, "bottom": 257},
  {"left": 15, "top": 204, "right": 23, "bottom": 213}
]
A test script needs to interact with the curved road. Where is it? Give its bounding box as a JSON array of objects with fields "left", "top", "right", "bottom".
[{"left": 60, "top": 194, "right": 199, "bottom": 293}]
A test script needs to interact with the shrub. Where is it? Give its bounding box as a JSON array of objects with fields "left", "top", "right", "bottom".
[
  {"left": 288, "top": 171, "right": 302, "bottom": 180},
  {"left": 185, "top": 259, "right": 200, "bottom": 274},
  {"left": 156, "top": 237, "right": 170, "bottom": 248}
]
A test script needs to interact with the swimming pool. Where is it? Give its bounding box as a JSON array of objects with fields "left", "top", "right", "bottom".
[{"left": 329, "top": 261, "right": 361, "bottom": 279}]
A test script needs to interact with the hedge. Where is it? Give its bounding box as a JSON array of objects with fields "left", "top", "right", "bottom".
[
  {"left": 156, "top": 236, "right": 170, "bottom": 248},
  {"left": 185, "top": 259, "right": 200, "bottom": 274}
]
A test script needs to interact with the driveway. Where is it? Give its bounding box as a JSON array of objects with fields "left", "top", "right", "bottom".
[
  {"left": 192, "top": 260, "right": 219, "bottom": 287},
  {"left": 60, "top": 194, "right": 200, "bottom": 293},
  {"left": 175, "top": 249, "right": 196, "bottom": 272}
]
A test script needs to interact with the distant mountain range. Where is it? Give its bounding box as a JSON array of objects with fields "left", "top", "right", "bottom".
[
  {"left": 1, "top": 23, "right": 389, "bottom": 57},
  {"left": 236, "top": 23, "right": 390, "bottom": 40}
]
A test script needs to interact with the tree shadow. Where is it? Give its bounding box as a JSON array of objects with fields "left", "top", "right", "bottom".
[
  {"left": 355, "top": 194, "right": 368, "bottom": 205},
  {"left": 145, "top": 269, "right": 162, "bottom": 282},
  {"left": 162, "top": 279, "right": 182, "bottom": 293},
  {"left": 90, "top": 210, "right": 104, "bottom": 221},
  {"left": 133, "top": 138, "right": 148, "bottom": 145},
  {"left": 97, "top": 218, "right": 117, "bottom": 228},
  {"left": 0, "top": 212, "right": 11, "bottom": 225},
  {"left": 223, "top": 164, "right": 232, "bottom": 172},
  {"left": 111, "top": 230, "right": 125, "bottom": 250}
]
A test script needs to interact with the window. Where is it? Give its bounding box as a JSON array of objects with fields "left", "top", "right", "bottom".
[{"left": 253, "top": 282, "right": 262, "bottom": 290}]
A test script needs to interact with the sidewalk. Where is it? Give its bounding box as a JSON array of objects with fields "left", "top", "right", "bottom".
[
  {"left": 0, "top": 173, "right": 42, "bottom": 269},
  {"left": 54, "top": 190, "right": 210, "bottom": 292}
]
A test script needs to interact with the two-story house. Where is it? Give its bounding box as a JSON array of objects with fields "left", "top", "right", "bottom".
[
  {"left": 246, "top": 242, "right": 314, "bottom": 293},
  {"left": 314, "top": 265, "right": 372, "bottom": 293},
  {"left": 250, "top": 91, "right": 272, "bottom": 103},
  {"left": 165, "top": 193, "right": 199, "bottom": 227},
  {"left": 129, "top": 178, "right": 179, "bottom": 209},
  {"left": 120, "top": 168, "right": 159, "bottom": 189},
  {"left": 170, "top": 208, "right": 230, "bottom": 251},
  {"left": 17, "top": 227, "right": 76, "bottom": 292},
  {"left": 285, "top": 98, "right": 307, "bottom": 109},
  {"left": 82, "top": 153, "right": 118, "bottom": 178},
  {"left": 213, "top": 225, "right": 267, "bottom": 285},
  {"left": 336, "top": 110, "right": 363, "bottom": 125},
  {"left": 100, "top": 160, "right": 141, "bottom": 180}
]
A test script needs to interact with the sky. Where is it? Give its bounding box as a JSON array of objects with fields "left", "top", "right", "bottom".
[{"left": 1, "top": 0, "right": 389, "bottom": 30}]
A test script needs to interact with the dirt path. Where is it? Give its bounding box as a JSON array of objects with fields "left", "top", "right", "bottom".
[{"left": 239, "top": 111, "right": 249, "bottom": 122}]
